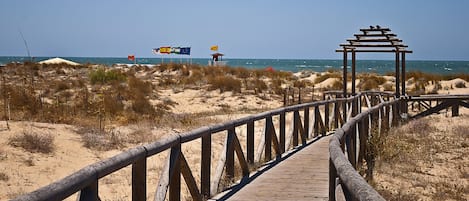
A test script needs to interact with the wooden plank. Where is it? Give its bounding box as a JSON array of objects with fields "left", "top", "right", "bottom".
[
  {"left": 180, "top": 153, "right": 202, "bottom": 201},
  {"left": 293, "top": 111, "right": 300, "bottom": 146},
  {"left": 232, "top": 132, "right": 250, "bottom": 176},
  {"left": 211, "top": 136, "right": 228, "bottom": 196},
  {"left": 340, "top": 44, "right": 408, "bottom": 48},
  {"left": 226, "top": 136, "right": 331, "bottom": 201},
  {"left": 264, "top": 117, "right": 272, "bottom": 161},
  {"left": 336, "top": 49, "right": 412, "bottom": 53},
  {"left": 132, "top": 156, "right": 146, "bottom": 201},
  {"left": 155, "top": 155, "right": 170, "bottom": 201}
]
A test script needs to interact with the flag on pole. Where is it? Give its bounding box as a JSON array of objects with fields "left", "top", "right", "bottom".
[
  {"left": 152, "top": 48, "right": 160, "bottom": 54},
  {"left": 179, "top": 47, "right": 191, "bottom": 55},
  {"left": 170, "top": 47, "right": 181, "bottom": 54},
  {"left": 160, "top": 46, "right": 171, "bottom": 54},
  {"left": 210, "top": 45, "right": 218, "bottom": 51},
  {"left": 128, "top": 55, "right": 135, "bottom": 61}
]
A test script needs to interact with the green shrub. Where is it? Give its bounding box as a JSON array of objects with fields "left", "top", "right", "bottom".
[{"left": 89, "top": 68, "right": 126, "bottom": 85}]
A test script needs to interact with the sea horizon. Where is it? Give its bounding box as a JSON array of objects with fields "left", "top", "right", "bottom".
[{"left": 1, "top": 56, "right": 468, "bottom": 75}]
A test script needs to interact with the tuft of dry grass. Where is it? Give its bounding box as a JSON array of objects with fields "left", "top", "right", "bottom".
[
  {"left": 208, "top": 75, "right": 242, "bottom": 93},
  {"left": 373, "top": 116, "right": 469, "bottom": 200},
  {"left": 8, "top": 130, "right": 55, "bottom": 154},
  {"left": 0, "top": 172, "right": 9, "bottom": 181}
]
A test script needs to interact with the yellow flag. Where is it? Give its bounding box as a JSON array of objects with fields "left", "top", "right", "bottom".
[{"left": 210, "top": 45, "right": 218, "bottom": 51}]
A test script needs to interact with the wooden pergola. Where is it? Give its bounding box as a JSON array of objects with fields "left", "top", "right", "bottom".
[{"left": 336, "top": 25, "right": 412, "bottom": 97}]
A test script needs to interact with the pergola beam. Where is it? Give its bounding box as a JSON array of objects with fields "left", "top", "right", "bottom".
[{"left": 337, "top": 25, "right": 412, "bottom": 99}]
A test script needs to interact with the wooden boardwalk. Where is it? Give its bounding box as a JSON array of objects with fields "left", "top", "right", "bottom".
[{"left": 213, "top": 135, "right": 331, "bottom": 201}]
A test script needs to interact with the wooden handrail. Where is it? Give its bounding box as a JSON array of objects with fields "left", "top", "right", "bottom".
[{"left": 12, "top": 91, "right": 394, "bottom": 201}]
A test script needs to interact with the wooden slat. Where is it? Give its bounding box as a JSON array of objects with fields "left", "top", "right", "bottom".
[
  {"left": 293, "top": 111, "right": 300, "bottom": 146},
  {"left": 347, "top": 38, "right": 402, "bottom": 43},
  {"left": 354, "top": 33, "right": 396, "bottom": 37},
  {"left": 336, "top": 49, "right": 412, "bottom": 53},
  {"left": 232, "top": 131, "right": 250, "bottom": 176},
  {"left": 340, "top": 43, "right": 408, "bottom": 48},
  {"left": 155, "top": 155, "right": 170, "bottom": 201},
  {"left": 304, "top": 107, "right": 310, "bottom": 138},
  {"left": 180, "top": 153, "right": 202, "bottom": 201}
]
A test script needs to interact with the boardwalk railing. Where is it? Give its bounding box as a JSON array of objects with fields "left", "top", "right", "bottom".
[
  {"left": 328, "top": 92, "right": 399, "bottom": 201},
  {"left": 18, "top": 90, "right": 442, "bottom": 201},
  {"left": 14, "top": 91, "right": 378, "bottom": 201},
  {"left": 328, "top": 93, "right": 469, "bottom": 200}
]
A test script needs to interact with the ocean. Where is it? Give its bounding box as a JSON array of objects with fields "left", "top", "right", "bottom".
[{"left": 1, "top": 56, "right": 468, "bottom": 75}]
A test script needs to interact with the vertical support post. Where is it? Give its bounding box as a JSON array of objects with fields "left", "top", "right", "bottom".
[
  {"left": 280, "top": 112, "right": 286, "bottom": 154},
  {"left": 201, "top": 133, "right": 211, "bottom": 198},
  {"left": 325, "top": 102, "right": 330, "bottom": 132},
  {"left": 334, "top": 101, "right": 339, "bottom": 129},
  {"left": 293, "top": 111, "right": 299, "bottom": 146},
  {"left": 351, "top": 50, "right": 356, "bottom": 95},
  {"left": 452, "top": 101, "right": 460, "bottom": 117},
  {"left": 169, "top": 142, "right": 181, "bottom": 201},
  {"left": 79, "top": 180, "right": 99, "bottom": 201},
  {"left": 304, "top": 107, "right": 310, "bottom": 138},
  {"left": 395, "top": 50, "right": 400, "bottom": 98},
  {"left": 265, "top": 117, "right": 273, "bottom": 161},
  {"left": 226, "top": 128, "right": 235, "bottom": 180},
  {"left": 401, "top": 52, "right": 406, "bottom": 96},
  {"left": 343, "top": 49, "right": 348, "bottom": 97},
  {"left": 247, "top": 121, "right": 254, "bottom": 164},
  {"left": 329, "top": 158, "right": 337, "bottom": 201},
  {"left": 314, "top": 106, "right": 320, "bottom": 137},
  {"left": 132, "top": 156, "right": 147, "bottom": 201}
]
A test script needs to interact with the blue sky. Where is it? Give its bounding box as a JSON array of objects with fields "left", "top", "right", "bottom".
[{"left": 1, "top": 1, "right": 468, "bottom": 60}]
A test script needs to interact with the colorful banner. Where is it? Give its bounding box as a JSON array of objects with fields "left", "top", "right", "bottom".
[
  {"left": 153, "top": 46, "right": 191, "bottom": 55},
  {"left": 159, "top": 46, "right": 171, "bottom": 54},
  {"left": 210, "top": 45, "right": 218, "bottom": 51},
  {"left": 152, "top": 48, "right": 160, "bottom": 54},
  {"left": 127, "top": 55, "right": 135, "bottom": 61},
  {"left": 179, "top": 47, "right": 191, "bottom": 55},
  {"left": 170, "top": 47, "right": 181, "bottom": 54}
]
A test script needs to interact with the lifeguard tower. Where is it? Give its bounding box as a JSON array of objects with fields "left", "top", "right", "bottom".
[{"left": 208, "top": 53, "right": 227, "bottom": 66}]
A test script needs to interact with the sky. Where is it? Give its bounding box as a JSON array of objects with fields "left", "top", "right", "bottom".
[{"left": 1, "top": 0, "right": 468, "bottom": 60}]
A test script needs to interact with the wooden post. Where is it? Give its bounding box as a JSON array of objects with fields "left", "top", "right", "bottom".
[
  {"left": 352, "top": 50, "right": 356, "bottom": 95},
  {"left": 226, "top": 128, "right": 235, "bottom": 180},
  {"left": 343, "top": 49, "right": 348, "bottom": 97},
  {"left": 329, "top": 158, "right": 337, "bottom": 201},
  {"left": 247, "top": 121, "right": 255, "bottom": 164},
  {"left": 334, "top": 101, "right": 339, "bottom": 129},
  {"left": 280, "top": 112, "right": 286, "bottom": 154},
  {"left": 79, "top": 180, "right": 99, "bottom": 201},
  {"left": 314, "top": 106, "right": 320, "bottom": 137},
  {"left": 293, "top": 111, "right": 299, "bottom": 146},
  {"left": 264, "top": 117, "right": 273, "bottom": 161},
  {"left": 132, "top": 156, "right": 147, "bottom": 201},
  {"left": 201, "top": 133, "right": 211, "bottom": 198},
  {"left": 452, "top": 101, "right": 459, "bottom": 117},
  {"left": 304, "top": 107, "right": 310, "bottom": 138},
  {"left": 395, "top": 50, "right": 400, "bottom": 98},
  {"left": 169, "top": 142, "right": 181, "bottom": 201},
  {"left": 298, "top": 88, "right": 302, "bottom": 104},
  {"left": 324, "top": 102, "right": 330, "bottom": 132},
  {"left": 401, "top": 52, "right": 406, "bottom": 96}
]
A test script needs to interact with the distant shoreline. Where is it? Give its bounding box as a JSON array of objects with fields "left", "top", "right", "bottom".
[{"left": 1, "top": 56, "right": 468, "bottom": 75}]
